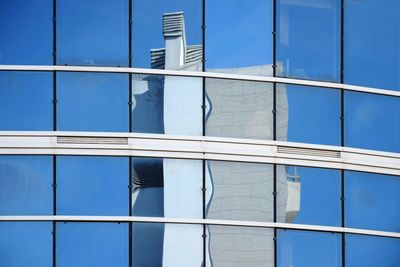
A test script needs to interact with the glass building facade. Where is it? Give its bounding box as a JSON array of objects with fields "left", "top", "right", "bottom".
[{"left": 0, "top": 0, "right": 399, "bottom": 266}]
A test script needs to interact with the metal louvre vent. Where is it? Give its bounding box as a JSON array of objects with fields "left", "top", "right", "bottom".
[
  {"left": 57, "top": 136, "right": 128, "bottom": 145},
  {"left": 277, "top": 146, "right": 341, "bottom": 158}
]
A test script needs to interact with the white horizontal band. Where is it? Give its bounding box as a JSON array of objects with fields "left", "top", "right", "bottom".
[
  {"left": 0, "top": 215, "right": 398, "bottom": 239},
  {"left": 0, "top": 131, "right": 399, "bottom": 176},
  {"left": 0, "top": 65, "right": 399, "bottom": 97}
]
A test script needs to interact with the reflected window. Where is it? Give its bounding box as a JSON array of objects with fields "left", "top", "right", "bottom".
[
  {"left": 277, "top": 166, "right": 341, "bottom": 226},
  {"left": 344, "top": 91, "right": 400, "bottom": 153},
  {"left": 277, "top": 230, "right": 342, "bottom": 267},
  {"left": 57, "top": 72, "right": 129, "bottom": 132},
  {"left": 57, "top": 0, "right": 128, "bottom": 66},
  {"left": 277, "top": 0, "right": 340, "bottom": 81},
  {"left": 206, "top": 161, "right": 273, "bottom": 222},
  {"left": 0, "top": 222, "right": 52, "bottom": 267},
  {"left": 344, "top": 0, "right": 400, "bottom": 91},
  {"left": 346, "top": 234, "right": 400, "bottom": 267},
  {"left": 0, "top": 72, "right": 53, "bottom": 131},
  {"left": 0, "top": 156, "right": 53, "bottom": 215},
  {"left": 132, "top": 158, "right": 202, "bottom": 218},
  {"left": 0, "top": 0, "right": 52, "bottom": 64},
  {"left": 206, "top": 225, "right": 274, "bottom": 267},
  {"left": 345, "top": 171, "right": 400, "bottom": 232},
  {"left": 206, "top": 0, "right": 273, "bottom": 76},
  {"left": 277, "top": 84, "right": 341, "bottom": 146},
  {"left": 57, "top": 222, "right": 128, "bottom": 267},
  {"left": 133, "top": 223, "right": 203, "bottom": 267},
  {"left": 57, "top": 156, "right": 129, "bottom": 216},
  {"left": 132, "top": 74, "right": 202, "bottom": 135},
  {"left": 133, "top": 0, "right": 202, "bottom": 71},
  {"left": 206, "top": 78, "right": 274, "bottom": 140}
]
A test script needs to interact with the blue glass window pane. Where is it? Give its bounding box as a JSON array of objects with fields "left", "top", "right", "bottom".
[
  {"left": 277, "top": 0, "right": 340, "bottom": 82},
  {"left": 277, "top": 230, "right": 342, "bottom": 267},
  {"left": 0, "top": 222, "right": 52, "bottom": 267},
  {"left": 57, "top": 72, "right": 129, "bottom": 132},
  {"left": 57, "top": 0, "right": 128, "bottom": 66},
  {"left": 345, "top": 171, "right": 400, "bottom": 232},
  {"left": 57, "top": 222, "right": 128, "bottom": 267},
  {"left": 132, "top": 0, "right": 202, "bottom": 71},
  {"left": 132, "top": 74, "right": 203, "bottom": 135},
  {"left": 344, "top": 1, "right": 400, "bottom": 91},
  {"left": 346, "top": 234, "right": 400, "bottom": 267},
  {"left": 206, "top": 0, "right": 273, "bottom": 76},
  {"left": 132, "top": 223, "right": 203, "bottom": 267},
  {"left": 0, "top": 156, "right": 53, "bottom": 215},
  {"left": 132, "top": 158, "right": 202, "bottom": 218},
  {"left": 57, "top": 156, "right": 129, "bottom": 216},
  {"left": 0, "top": 72, "right": 53, "bottom": 131},
  {"left": 0, "top": 0, "right": 52, "bottom": 65},
  {"left": 207, "top": 225, "right": 274, "bottom": 267},
  {"left": 277, "top": 84, "right": 341, "bottom": 146},
  {"left": 344, "top": 91, "right": 400, "bottom": 153},
  {"left": 277, "top": 166, "right": 341, "bottom": 226}
]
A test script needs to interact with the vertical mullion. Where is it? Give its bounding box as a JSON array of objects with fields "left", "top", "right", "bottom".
[
  {"left": 52, "top": 0, "right": 57, "bottom": 266},
  {"left": 128, "top": 0, "right": 133, "bottom": 266},
  {"left": 202, "top": 0, "right": 207, "bottom": 266}
]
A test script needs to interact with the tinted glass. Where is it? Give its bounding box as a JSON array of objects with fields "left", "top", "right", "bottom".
[
  {"left": 132, "top": 223, "right": 203, "bottom": 267},
  {"left": 277, "top": 84, "right": 341, "bottom": 146},
  {"left": 206, "top": 225, "right": 274, "bottom": 267},
  {"left": 345, "top": 171, "right": 400, "bottom": 232},
  {"left": 57, "top": 72, "right": 129, "bottom": 132},
  {"left": 57, "top": 222, "right": 128, "bottom": 267},
  {"left": 57, "top": 0, "right": 129, "bottom": 66},
  {"left": 277, "top": 230, "right": 342, "bottom": 267},
  {"left": 0, "top": 156, "right": 52, "bottom": 215},
  {"left": 132, "top": 158, "right": 202, "bottom": 218},
  {"left": 344, "top": 91, "right": 400, "bottom": 153},
  {"left": 0, "top": 0, "right": 52, "bottom": 64},
  {"left": 132, "top": 74, "right": 202, "bottom": 135},
  {"left": 57, "top": 156, "right": 129, "bottom": 216},
  {"left": 206, "top": 78, "right": 274, "bottom": 140},
  {"left": 206, "top": 161, "right": 274, "bottom": 222},
  {"left": 344, "top": 0, "right": 400, "bottom": 91},
  {"left": 0, "top": 222, "right": 52, "bottom": 267},
  {"left": 346, "top": 234, "right": 400, "bottom": 267},
  {"left": 277, "top": 166, "right": 341, "bottom": 226},
  {"left": 0, "top": 72, "right": 53, "bottom": 131},
  {"left": 277, "top": 0, "right": 340, "bottom": 81},
  {"left": 206, "top": 0, "right": 273, "bottom": 76},
  {"left": 133, "top": 0, "right": 202, "bottom": 71}
]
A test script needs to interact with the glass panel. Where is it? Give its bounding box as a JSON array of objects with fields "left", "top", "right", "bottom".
[
  {"left": 57, "top": 222, "right": 128, "bottom": 267},
  {"left": 57, "top": 0, "right": 129, "bottom": 66},
  {"left": 206, "top": 78, "right": 274, "bottom": 140},
  {"left": 206, "top": 0, "right": 273, "bottom": 76},
  {"left": 0, "top": 222, "right": 52, "bottom": 267},
  {"left": 344, "top": 91, "right": 400, "bottom": 153},
  {"left": 206, "top": 160, "right": 273, "bottom": 222},
  {"left": 277, "top": 0, "right": 340, "bottom": 82},
  {"left": 57, "top": 156, "right": 129, "bottom": 216},
  {"left": 132, "top": 158, "right": 202, "bottom": 218},
  {"left": 277, "top": 229, "right": 342, "bottom": 267},
  {"left": 132, "top": 223, "right": 203, "bottom": 267},
  {"left": 132, "top": 0, "right": 202, "bottom": 71},
  {"left": 345, "top": 171, "right": 400, "bottom": 232},
  {"left": 57, "top": 72, "right": 129, "bottom": 132},
  {"left": 206, "top": 225, "right": 274, "bottom": 267},
  {"left": 346, "top": 234, "right": 400, "bottom": 267},
  {"left": 132, "top": 74, "right": 202, "bottom": 135},
  {"left": 277, "top": 84, "right": 341, "bottom": 146},
  {"left": 344, "top": 1, "right": 400, "bottom": 91},
  {"left": 0, "top": 156, "right": 53, "bottom": 215},
  {"left": 0, "top": 72, "right": 53, "bottom": 131},
  {"left": 0, "top": 0, "right": 52, "bottom": 64},
  {"left": 277, "top": 166, "right": 341, "bottom": 226}
]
